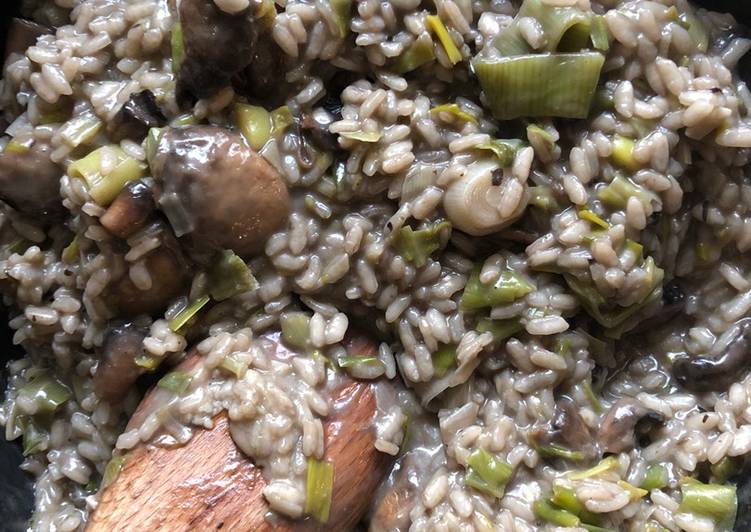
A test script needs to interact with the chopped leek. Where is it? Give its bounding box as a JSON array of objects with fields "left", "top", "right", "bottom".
[
  {"left": 219, "top": 353, "right": 248, "bottom": 378},
  {"left": 461, "top": 268, "right": 534, "bottom": 311},
  {"left": 71, "top": 374, "right": 93, "bottom": 404},
  {"left": 641, "top": 464, "right": 668, "bottom": 490},
  {"left": 528, "top": 185, "right": 560, "bottom": 211},
  {"left": 537, "top": 443, "right": 585, "bottom": 461},
  {"left": 476, "top": 318, "right": 522, "bottom": 342},
  {"left": 551, "top": 485, "right": 600, "bottom": 525},
  {"left": 582, "top": 381, "right": 602, "bottom": 413},
  {"left": 590, "top": 15, "right": 610, "bottom": 52},
  {"left": 431, "top": 344, "right": 455, "bottom": 377},
  {"left": 134, "top": 354, "right": 160, "bottom": 371},
  {"left": 208, "top": 250, "right": 258, "bottom": 301},
  {"left": 339, "top": 130, "right": 382, "bottom": 143},
  {"left": 533, "top": 499, "right": 580, "bottom": 527},
  {"left": 171, "top": 113, "right": 198, "bottom": 127},
  {"left": 18, "top": 373, "right": 72, "bottom": 414},
  {"left": 711, "top": 457, "right": 737, "bottom": 484},
  {"left": 21, "top": 417, "right": 46, "bottom": 456},
  {"left": 4, "top": 139, "right": 30, "bottom": 154},
  {"left": 568, "top": 456, "right": 618, "bottom": 480},
  {"left": 157, "top": 371, "right": 191, "bottom": 394},
  {"left": 62, "top": 236, "right": 79, "bottom": 264},
  {"left": 430, "top": 103, "right": 477, "bottom": 124},
  {"left": 475, "top": 139, "right": 523, "bottom": 167},
  {"left": 143, "top": 127, "right": 162, "bottom": 166},
  {"left": 169, "top": 295, "right": 210, "bottom": 333},
  {"left": 280, "top": 312, "right": 311, "bottom": 350},
  {"left": 60, "top": 114, "right": 102, "bottom": 148},
  {"left": 617, "top": 480, "right": 648, "bottom": 501},
  {"left": 305, "top": 458, "right": 334, "bottom": 523},
  {"left": 610, "top": 135, "right": 641, "bottom": 172},
  {"left": 590, "top": 88, "right": 615, "bottom": 115},
  {"left": 679, "top": 9, "right": 708, "bottom": 54},
  {"left": 527, "top": 124, "right": 555, "bottom": 152},
  {"left": 392, "top": 38, "right": 435, "bottom": 74},
  {"left": 564, "top": 257, "right": 663, "bottom": 330},
  {"left": 394, "top": 221, "right": 451, "bottom": 267},
  {"left": 102, "top": 455, "right": 126, "bottom": 488},
  {"left": 597, "top": 175, "right": 658, "bottom": 211},
  {"left": 493, "top": 0, "right": 592, "bottom": 56},
  {"left": 234, "top": 103, "right": 272, "bottom": 150},
  {"left": 336, "top": 355, "right": 385, "bottom": 371},
  {"left": 426, "top": 15, "right": 462, "bottom": 65},
  {"left": 473, "top": 52, "right": 605, "bottom": 120},
  {"left": 171, "top": 22, "right": 184, "bottom": 74},
  {"left": 465, "top": 448, "right": 513, "bottom": 498},
  {"left": 331, "top": 0, "right": 351, "bottom": 38},
  {"left": 679, "top": 481, "right": 737, "bottom": 530},
  {"left": 579, "top": 209, "right": 609, "bottom": 229},
  {"left": 67, "top": 146, "right": 147, "bottom": 206},
  {"left": 270, "top": 106, "right": 294, "bottom": 136}
]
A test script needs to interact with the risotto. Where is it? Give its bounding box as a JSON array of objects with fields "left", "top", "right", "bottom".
[{"left": 1, "top": 0, "right": 751, "bottom": 530}]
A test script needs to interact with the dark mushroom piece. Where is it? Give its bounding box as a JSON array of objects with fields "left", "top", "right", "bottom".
[
  {"left": 100, "top": 180, "right": 156, "bottom": 239},
  {"left": 93, "top": 322, "right": 148, "bottom": 402},
  {"left": 3, "top": 18, "right": 52, "bottom": 61},
  {"left": 151, "top": 126, "right": 290, "bottom": 259},
  {"left": 105, "top": 224, "right": 189, "bottom": 317},
  {"left": 0, "top": 141, "right": 64, "bottom": 218},
  {"left": 529, "top": 396, "right": 597, "bottom": 460},
  {"left": 232, "top": 39, "right": 290, "bottom": 106},
  {"left": 108, "top": 90, "right": 166, "bottom": 142},
  {"left": 597, "top": 397, "right": 663, "bottom": 454},
  {"left": 176, "top": 0, "right": 258, "bottom": 105},
  {"left": 672, "top": 324, "right": 751, "bottom": 392}
]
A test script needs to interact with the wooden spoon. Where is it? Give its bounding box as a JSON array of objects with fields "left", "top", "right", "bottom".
[{"left": 87, "top": 335, "right": 394, "bottom": 531}]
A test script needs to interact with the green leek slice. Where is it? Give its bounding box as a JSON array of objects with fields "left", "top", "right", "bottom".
[
  {"left": 392, "top": 38, "right": 435, "bottom": 74},
  {"left": 597, "top": 175, "right": 659, "bottom": 211},
  {"left": 426, "top": 15, "right": 462, "bottom": 65},
  {"left": 473, "top": 52, "right": 604, "bottom": 120},
  {"left": 475, "top": 318, "right": 523, "bottom": 342},
  {"left": 169, "top": 296, "right": 210, "bottom": 333},
  {"left": 208, "top": 250, "right": 258, "bottom": 301},
  {"left": 430, "top": 103, "right": 478, "bottom": 124},
  {"left": 465, "top": 448, "right": 513, "bottom": 498},
  {"left": 62, "top": 236, "right": 80, "bottom": 264},
  {"left": 533, "top": 499, "right": 580, "bottom": 527},
  {"left": 171, "top": 22, "right": 184, "bottom": 74},
  {"left": 568, "top": 456, "right": 618, "bottom": 480},
  {"left": 394, "top": 221, "right": 451, "bottom": 267},
  {"left": 431, "top": 344, "right": 455, "bottom": 377},
  {"left": 461, "top": 268, "right": 534, "bottom": 311},
  {"left": 679, "top": 481, "right": 737, "bottom": 531},
  {"left": 475, "top": 139, "right": 524, "bottom": 167},
  {"left": 157, "top": 371, "right": 191, "bottom": 394},
  {"left": 280, "top": 312, "right": 311, "bottom": 350},
  {"left": 102, "top": 455, "right": 126, "bottom": 488},
  {"left": 331, "top": 0, "right": 352, "bottom": 38},
  {"left": 18, "top": 373, "right": 72, "bottom": 414},
  {"left": 305, "top": 458, "right": 334, "bottom": 523},
  {"left": 234, "top": 103, "right": 272, "bottom": 150},
  {"left": 219, "top": 353, "right": 248, "bottom": 378},
  {"left": 590, "top": 15, "right": 610, "bottom": 52},
  {"left": 67, "top": 146, "right": 147, "bottom": 206}
]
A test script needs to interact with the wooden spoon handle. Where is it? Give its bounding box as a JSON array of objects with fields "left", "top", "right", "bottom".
[{"left": 87, "top": 356, "right": 392, "bottom": 531}]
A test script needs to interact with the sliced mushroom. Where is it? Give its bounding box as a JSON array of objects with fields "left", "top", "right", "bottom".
[
  {"left": 529, "top": 396, "right": 597, "bottom": 460},
  {"left": 105, "top": 225, "right": 189, "bottom": 317},
  {"left": 232, "top": 39, "right": 289, "bottom": 105},
  {"left": 672, "top": 325, "right": 751, "bottom": 392},
  {"left": 151, "top": 126, "right": 290, "bottom": 258},
  {"left": 0, "top": 141, "right": 64, "bottom": 218},
  {"left": 109, "top": 90, "right": 166, "bottom": 142},
  {"left": 93, "top": 322, "right": 148, "bottom": 402},
  {"left": 176, "top": 0, "right": 258, "bottom": 105},
  {"left": 100, "top": 180, "right": 156, "bottom": 239},
  {"left": 443, "top": 159, "right": 529, "bottom": 236},
  {"left": 597, "top": 397, "right": 663, "bottom": 454}
]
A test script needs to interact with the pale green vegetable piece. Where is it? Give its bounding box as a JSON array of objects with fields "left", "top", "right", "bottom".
[
  {"left": 392, "top": 38, "right": 435, "bottom": 74},
  {"left": 474, "top": 53, "right": 605, "bottom": 120},
  {"left": 331, "top": 0, "right": 352, "bottom": 38},
  {"left": 590, "top": 15, "right": 610, "bottom": 51},
  {"left": 280, "top": 312, "right": 311, "bottom": 350},
  {"left": 339, "top": 131, "right": 382, "bottom": 142},
  {"left": 171, "top": 22, "right": 184, "bottom": 74},
  {"left": 169, "top": 296, "right": 210, "bottom": 333},
  {"left": 465, "top": 448, "right": 513, "bottom": 498},
  {"left": 426, "top": 15, "right": 462, "bottom": 65},
  {"left": 533, "top": 499, "right": 580, "bottom": 527},
  {"left": 234, "top": 103, "right": 272, "bottom": 150},
  {"left": 430, "top": 103, "right": 478, "bottom": 124},
  {"left": 18, "top": 373, "right": 72, "bottom": 414},
  {"left": 208, "top": 250, "right": 258, "bottom": 301},
  {"left": 431, "top": 344, "right": 455, "bottom": 377},
  {"left": 610, "top": 135, "right": 641, "bottom": 172},
  {"left": 394, "top": 221, "right": 451, "bottom": 267},
  {"left": 67, "top": 146, "right": 147, "bottom": 206},
  {"left": 475, "top": 139, "right": 523, "bottom": 167},
  {"left": 157, "top": 371, "right": 191, "bottom": 394},
  {"left": 461, "top": 267, "right": 534, "bottom": 311},
  {"left": 305, "top": 458, "right": 334, "bottom": 523},
  {"left": 597, "top": 175, "right": 659, "bottom": 211},
  {"left": 679, "top": 481, "right": 737, "bottom": 531}
]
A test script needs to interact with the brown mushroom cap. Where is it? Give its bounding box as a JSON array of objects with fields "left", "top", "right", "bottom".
[
  {"left": 152, "top": 126, "right": 290, "bottom": 259},
  {"left": 0, "top": 141, "right": 64, "bottom": 218}
]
